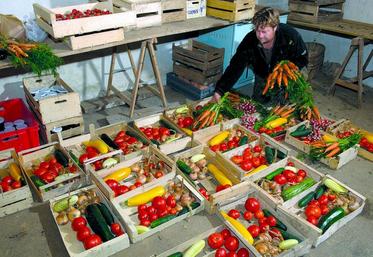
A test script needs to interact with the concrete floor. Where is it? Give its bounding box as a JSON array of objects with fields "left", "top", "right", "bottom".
[{"left": 1, "top": 72, "right": 373, "bottom": 257}]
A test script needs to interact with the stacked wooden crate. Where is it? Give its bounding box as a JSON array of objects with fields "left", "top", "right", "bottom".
[
  {"left": 288, "top": 0, "right": 345, "bottom": 23},
  {"left": 186, "top": 0, "right": 207, "bottom": 19},
  {"left": 161, "top": 0, "right": 187, "bottom": 23},
  {"left": 23, "top": 74, "right": 84, "bottom": 143},
  {"left": 168, "top": 40, "right": 224, "bottom": 99},
  {"left": 206, "top": 0, "right": 255, "bottom": 22}
]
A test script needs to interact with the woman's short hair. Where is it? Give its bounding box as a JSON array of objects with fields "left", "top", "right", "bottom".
[{"left": 252, "top": 7, "right": 280, "bottom": 29}]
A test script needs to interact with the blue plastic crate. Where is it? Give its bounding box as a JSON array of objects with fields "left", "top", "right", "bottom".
[{"left": 167, "top": 72, "right": 215, "bottom": 100}]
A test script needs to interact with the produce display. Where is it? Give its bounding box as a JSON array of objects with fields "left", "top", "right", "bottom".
[
  {"left": 100, "top": 130, "right": 146, "bottom": 155},
  {"left": 360, "top": 137, "right": 373, "bottom": 153},
  {"left": 55, "top": 8, "right": 112, "bottom": 21},
  {"left": 138, "top": 125, "right": 183, "bottom": 145},
  {"left": 0, "top": 162, "right": 24, "bottom": 192},
  {"left": 289, "top": 118, "right": 335, "bottom": 144},
  {"left": 207, "top": 229, "right": 251, "bottom": 257}
]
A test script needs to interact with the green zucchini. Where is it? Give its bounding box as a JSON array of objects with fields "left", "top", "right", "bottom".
[
  {"left": 262, "top": 209, "right": 287, "bottom": 231},
  {"left": 100, "top": 134, "right": 119, "bottom": 150},
  {"left": 150, "top": 214, "right": 177, "bottom": 228},
  {"left": 98, "top": 203, "right": 114, "bottom": 225},
  {"left": 290, "top": 128, "right": 312, "bottom": 137},
  {"left": 277, "top": 150, "right": 287, "bottom": 159},
  {"left": 177, "top": 202, "right": 200, "bottom": 216},
  {"left": 298, "top": 191, "right": 316, "bottom": 208},
  {"left": 265, "top": 168, "right": 285, "bottom": 180},
  {"left": 281, "top": 177, "right": 316, "bottom": 201},
  {"left": 270, "top": 130, "right": 287, "bottom": 138},
  {"left": 159, "top": 119, "right": 177, "bottom": 131},
  {"left": 177, "top": 160, "right": 192, "bottom": 175},
  {"left": 238, "top": 135, "right": 248, "bottom": 146},
  {"left": 167, "top": 252, "right": 183, "bottom": 257},
  {"left": 317, "top": 207, "right": 345, "bottom": 233},
  {"left": 54, "top": 149, "right": 69, "bottom": 167},
  {"left": 69, "top": 151, "right": 82, "bottom": 168},
  {"left": 276, "top": 228, "right": 302, "bottom": 242},
  {"left": 30, "top": 175, "right": 46, "bottom": 188},
  {"left": 314, "top": 184, "right": 327, "bottom": 200},
  {"left": 86, "top": 204, "right": 115, "bottom": 241},
  {"left": 265, "top": 147, "right": 275, "bottom": 164}
]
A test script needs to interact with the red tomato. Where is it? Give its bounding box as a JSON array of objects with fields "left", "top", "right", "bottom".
[
  {"left": 245, "top": 198, "right": 261, "bottom": 212},
  {"left": 287, "top": 162, "right": 295, "bottom": 167},
  {"left": 259, "top": 156, "right": 267, "bottom": 165},
  {"left": 258, "top": 217, "right": 267, "bottom": 225},
  {"left": 308, "top": 199, "right": 320, "bottom": 207},
  {"left": 2, "top": 176, "right": 13, "bottom": 185},
  {"left": 208, "top": 232, "right": 224, "bottom": 249},
  {"left": 283, "top": 170, "right": 296, "bottom": 180},
  {"left": 320, "top": 204, "right": 329, "bottom": 215},
  {"left": 72, "top": 217, "right": 87, "bottom": 231},
  {"left": 237, "top": 248, "right": 250, "bottom": 257},
  {"left": 251, "top": 157, "right": 261, "bottom": 168},
  {"left": 220, "top": 143, "right": 228, "bottom": 152},
  {"left": 140, "top": 219, "right": 150, "bottom": 227},
  {"left": 243, "top": 152, "right": 253, "bottom": 161},
  {"left": 307, "top": 215, "right": 318, "bottom": 226},
  {"left": 116, "top": 131, "right": 126, "bottom": 138},
  {"left": 152, "top": 196, "right": 166, "bottom": 211},
  {"left": 134, "top": 181, "right": 142, "bottom": 188},
  {"left": 157, "top": 209, "right": 168, "bottom": 218},
  {"left": 259, "top": 223, "right": 269, "bottom": 233},
  {"left": 1, "top": 181, "right": 11, "bottom": 192},
  {"left": 232, "top": 136, "right": 240, "bottom": 143},
  {"left": 269, "top": 228, "right": 282, "bottom": 238},
  {"left": 68, "top": 165, "right": 78, "bottom": 173},
  {"left": 215, "top": 248, "right": 227, "bottom": 257},
  {"left": 84, "top": 234, "right": 102, "bottom": 249},
  {"left": 328, "top": 194, "right": 336, "bottom": 201},
  {"left": 228, "top": 140, "right": 237, "bottom": 149},
  {"left": 49, "top": 157, "right": 57, "bottom": 165},
  {"left": 114, "top": 137, "right": 125, "bottom": 145},
  {"left": 254, "top": 210, "right": 265, "bottom": 219},
  {"left": 105, "top": 179, "right": 119, "bottom": 190},
  {"left": 228, "top": 209, "right": 240, "bottom": 219},
  {"left": 220, "top": 228, "right": 231, "bottom": 239},
  {"left": 243, "top": 147, "right": 252, "bottom": 156},
  {"left": 199, "top": 188, "right": 209, "bottom": 199},
  {"left": 149, "top": 213, "right": 158, "bottom": 222},
  {"left": 110, "top": 223, "right": 124, "bottom": 236},
  {"left": 210, "top": 144, "right": 220, "bottom": 152},
  {"left": 154, "top": 171, "right": 164, "bottom": 179},
  {"left": 231, "top": 155, "right": 243, "bottom": 164},
  {"left": 115, "top": 185, "right": 129, "bottom": 196},
  {"left": 11, "top": 181, "right": 22, "bottom": 189},
  {"left": 305, "top": 206, "right": 322, "bottom": 218},
  {"left": 138, "top": 204, "right": 148, "bottom": 213},
  {"left": 77, "top": 226, "right": 91, "bottom": 241},
  {"left": 79, "top": 153, "right": 89, "bottom": 164},
  {"left": 368, "top": 145, "right": 373, "bottom": 153},
  {"left": 297, "top": 169, "right": 307, "bottom": 177},
  {"left": 267, "top": 216, "right": 277, "bottom": 227},
  {"left": 274, "top": 174, "right": 287, "bottom": 185},
  {"left": 87, "top": 150, "right": 99, "bottom": 159},
  {"left": 247, "top": 225, "right": 260, "bottom": 238},
  {"left": 147, "top": 206, "right": 157, "bottom": 215},
  {"left": 318, "top": 195, "right": 329, "bottom": 205},
  {"left": 295, "top": 175, "right": 304, "bottom": 183},
  {"left": 159, "top": 127, "right": 170, "bottom": 136},
  {"left": 40, "top": 161, "right": 50, "bottom": 169},
  {"left": 182, "top": 117, "right": 194, "bottom": 128},
  {"left": 224, "top": 236, "right": 239, "bottom": 252},
  {"left": 138, "top": 211, "right": 149, "bottom": 222},
  {"left": 41, "top": 172, "right": 56, "bottom": 183},
  {"left": 243, "top": 211, "right": 254, "bottom": 221},
  {"left": 253, "top": 145, "right": 262, "bottom": 153},
  {"left": 259, "top": 127, "right": 268, "bottom": 133},
  {"left": 240, "top": 161, "right": 253, "bottom": 171},
  {"left": 34, "top": 167, "right": 47, "bottom": 177},
  {"left": 227, "top": 252, "right": 238, "bottom": 257}
]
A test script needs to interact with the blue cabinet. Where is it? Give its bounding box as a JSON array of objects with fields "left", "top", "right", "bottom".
[{"left": 198, "top": 15, "right": 288, "bottom": 89}]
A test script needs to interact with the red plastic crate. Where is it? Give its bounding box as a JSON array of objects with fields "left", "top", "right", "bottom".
[{"left": 0, "top": 98, "right": 40, "bottom": 152}]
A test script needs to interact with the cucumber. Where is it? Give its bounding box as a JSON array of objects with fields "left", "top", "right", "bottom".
[
  {"left": 100, "top": 134, "right": 119, "bottom": 149},
  {"left": 276, "top": 228, "right": 302, "bottom": 242},
  {"left": 54, "top": 149, "right": 69, "bottom": 167},
  {"left": 265, "top": 168, "right": 285, "bottom": 180},
  {"left": 30, "top": 175, "right": 46, "bottom": 189},
  {"left": 238, "top": 135, "right": 248, "bottom": 146},
  {"left": 136, "top": 225, "right": 150, "bottom": 234},
  {"left": 167, "top": 252, "right": 183, "bottom": 257},
  {"left": 177, "top": 202, "right": 200, "bottom": 216},
  {"left": 190, "top": 154, "right": 205, "bottom": 163},
  {"left": 86, "top": 204, "right": 115, "bottom": 241},
  {"left": 177, "top": 160, "right": 192, "bottom": 175},
  {"left": 265, "top": 147, "right": 275, "bottom": 164},
  {"left": 184, "top": 240, "right": 205, "bottom": 257},
  {"left": 298, "top": 191, "right": 316, "bottom": 208},
  {"left": 281, "top": 177, "right": 316, "bottom": 201},
  {"left": 279, "top": 239, "right": 299, "bottom": 250},
  {"left": 314, "top": 184, "right": 327, "bottom": 200},
  {"left": 53, "top": 195, "right": 78, "bottom": 213},
  {"left": 98, "top": 203, "right": 114, "bottom": 225},
  {"left": 262, "top": 209, "right": 287, "bottom": 231},
  {"left": 317, "top": 207, "right": 345, "bottom": 233},
  {"left": 150, "top": 214, "right": 177, "bottom": 228}
]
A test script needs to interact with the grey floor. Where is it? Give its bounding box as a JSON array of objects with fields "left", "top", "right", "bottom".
[{"left": 1, "top": 71, "right": 373, "bottom": 257}]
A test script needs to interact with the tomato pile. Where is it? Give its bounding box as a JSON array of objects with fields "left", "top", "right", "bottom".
[
  {"left": 139, "top": 126, "right": 182, "bottom": 144},
  {"left": 176, "top": 116, "right": 194, "bottom": 129},
  {"left": 56, "top": 8, "right": 112, "bottom": 21},
  {"left": 360, "top": 137, "right": 373, "bottom": 153},
  {"left": 209, "top": 129, "right": 254, "bottom": 153},
  {"left": 112, "top": 130, "right": 144, "bottom": 155},
  {"left": 207, "top": 229, "right": 250, "bottom": 257},
  {"left": 0, "top": 175, "right": 22, "bottom": 192},
  {"left": 303, "top": 193, "right": 336, "bottom": 226},
  {"left": 257, "top": 126, "right": 286, "bottom": 138},
  {"left": 230, "top": 145, "right": 267, "bottom": 173}
]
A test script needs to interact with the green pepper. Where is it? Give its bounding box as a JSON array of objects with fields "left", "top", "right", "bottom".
[
  {"left": 238, "top": 135, "right": 248, "bottom": 146},
  {"left": 290, "top": 125, "right": 312, "bottom": 137}
]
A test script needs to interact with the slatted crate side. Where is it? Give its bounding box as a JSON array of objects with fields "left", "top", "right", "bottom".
[
  {"left": 33, "top": 2, "right": 134, "bottom": 39},
  {"left": 173, "top": 63, "right": 222, "bottom": 85},
  {"left": 111, "top": 174, "right": 205, "bottom": 243},
  {"left": 207, "top": 0, "right": 255, "bottom": 22},
  {"left": 173, "top": 40, "right": 224, "bottom": 64},
  {"left": 67, "top": 28, "right": 125, "bottom": 50},
  {"left": 49, "top": 185, "right": 130, "bottom": 257},
  {"left": 218, "top": 188, "right": 312, "bottom": 257},
  {"left": 161, "top": 0, "right": 186, "bottom": 23},
  {"left": 278, "top": 174, "right": 365, "bottom": 247},
  {"left": 40, "top": 115, "right": 85, "bottom": 143}
]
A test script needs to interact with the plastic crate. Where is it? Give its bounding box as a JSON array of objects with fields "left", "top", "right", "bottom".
[
  {"left": 167, "top": 72, "right": 215, "bottom": 100},
  {"left": 0, "top": 98, "right": 40, "bottom": 152}
]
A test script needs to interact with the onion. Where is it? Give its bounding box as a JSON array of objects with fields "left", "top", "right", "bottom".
[
  {"left": 77, "top": 194, "right": 88, "bottom": 206},
  {"left": 137, "top": 174, "right": 147, "bottom": 184},
  {"left": 180, "top": 193, "right": 192, "bottom": 207},
  {"left": 131, "top": 164, "right": 141, "bottom": 173},
  {"left": 198, "top": 172, "right": 206, "bottom": 180},
  {"left": 67, "top": 207, "right": 81, "bottom": 221},
  {"left": 196, "top": 159, "right": 207, "bottom": 168},
  {"left": 189, "top": 172, "right": 198, "bottom": 180},
  {"left": 56, "top": 212, "right": 69, "bottom": 225},
  {"left": 255, "top": 242, "right": 269, "bottom": 254},
  {"left": 348, "top": 201, "right": 360, "bottom": 212}
]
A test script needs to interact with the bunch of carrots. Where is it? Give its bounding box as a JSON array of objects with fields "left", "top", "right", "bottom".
[
  {"left": 192, "top": 102, "right": 223, "bottom": 130},
  {"left": 271, "top": 104, "right": 296, "bottom": 119},
  {"left": 0, "top": 39, "right": 37, "bottom": 62},
  {"left": 262, "top": 60, "right": 299, "bottom": 95},
  {"left": 299, "top": 105, "right": 321, "bottom": 121}
]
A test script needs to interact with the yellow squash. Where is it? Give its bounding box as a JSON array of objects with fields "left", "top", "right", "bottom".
[
  {"left": 209, "top": 131, "right": 230, "bottom": 146},
  {"left": 126, "top": 186, "right": 165, "bottom": 206},
  {"left": 221, "top": 211, "right": 254, "bottom": 245},
  {"left": 322, "top": 134, "right": 338, "bottom": 143},
  {"left": 363, "top": 132, "right": 373, "bottom": 144},
  {"left": 104, "top": 167, "right": 131, "bottom": 182},
  {"left": 245, "top": 165, "right": 268, "bottom": 176},
  {"left": 83, "top": 139, "right": 109, "bottom": 154},
  {"left": 265, "top": 118, "right": 287, "bottom": 129},
  {"left": 181, "top": 128, "right": 193, "bottom": 136},
  {"left": 207, "top": 163, "right": 232, "bottom": 186},
  {"left": 9, "top": 163, "right": 22, "bottom": 182}
]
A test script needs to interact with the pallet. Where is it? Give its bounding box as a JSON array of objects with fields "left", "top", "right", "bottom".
[
  {"left": 49, "top": 185, "right": 130, "bottom": 257},
  {"left": 111, "top": 174, "right": 205, "bottom": 243},
  {"left": 161, "top": 0, "right": 186, "bottom": 23},
  {"left": 33, "top": 2, "right": 135, "bottom": 38},
  {"left": 0, "top": 149, "right": 33, "bottom": 217},
  {"left": 207, "top": 0, "right": 255, "bottom": 22},
  {"left": 277, "top": 174, "right": 366, "bottom": 247},
  {"left": 113, "top": 0, "right": 162, "bottom": 28},
  {"left": 288, "top": 0, "right": 345, "bottom": 23},
  {"left": 187, "top": 0, "right": 207, "bottom": 19},
  {"left": 218, "top": 188, "right": 312, "bottom": 256},
  {"left": 18, "top": 142, "right": 88, "bottom": 202}
]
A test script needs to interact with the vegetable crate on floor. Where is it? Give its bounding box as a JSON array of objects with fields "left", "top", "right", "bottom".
[
  {"left": 49, "top": 185, "right": 130, "bottom": 257},
  {"left": 277, "top": 174, "right": 365, "bottom": 247},
  {"left": 206, "top": 0, "right": 255, "bottom": 22},
  {"left": 0, "top": 98, "right": 40, "bottom": 153},
  {"left": 218, "top": 188, "right": 312, "bottom": 256},
  {"left": 187, "top": 0, "right": 207, "bottom": 19},
  {"left": 0, "top": 149, "right": 33, "bottom": 217},
  {"left": 18, "top": 142, "right": 88, "bottom": 202},
  {"left": 172, "top": 40, "right": 224, "bottom": 85},
  {"left": 288, "top": 0, "right": 345, "bottom": 23},
  {"left": 161, "top": 0, "right": 186, "bottom": 23},
  {"left": 111, "top": 174, "right": 205, "bottom": 243},
  {"left": 113, "top": 0, "right": 162, "bottom": 28}
]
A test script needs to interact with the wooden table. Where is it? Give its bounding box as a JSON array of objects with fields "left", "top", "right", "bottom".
[{"left": 289, "top": 19, "right": 373, "bottom": 107}]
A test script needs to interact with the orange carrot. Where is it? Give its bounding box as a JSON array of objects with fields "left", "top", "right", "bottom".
[
  {"left": 263, "top": 78, "right": 271, "bottom": 95},
  {"left": 273, "top": 63, "right": 281, "bottom": 72},
  {"left": 196, "top": 110, "right": 210, "bottom": 122},
  {"left": 312, "top": 106, "right": 321, "bottom": 120},
  {"left": 282, "top": 73, "right": 288, "bottom": 87},
  {"left": 271, "top": 105, "right": 280, "bottom": 114},
  {"left": 324, "top": 142, "right": 339, "bottom": 153},
  {"left": 326, "top": 147, "right": 340, "bottom": 158},
  {"left": 285, "top": 92, "right": 288, "bottom": 99},
  {"left": 277, "top": 71, "right": 283, "bottom": 87},
  {"left": 280, "top": 108, "right": 294, "bottom": 118},
  {"left": 287, "top": 62, "right": 299, "bottom": 70}
]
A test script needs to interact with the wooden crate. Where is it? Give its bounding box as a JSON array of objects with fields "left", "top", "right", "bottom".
[
  {"left": 218, "top": 188, "right": 313, "bottom": 256},
  {"left": 18, "top": 142, "right": 88, "bottom": 202},
  {"left": 277, "top": 174, "right": 366, "bottom": 247},
  {"left": 132, "top": 113, "right": 192, "bottom": 155},
  {"left": 113, "top": 0, "right": 162, "bottom": 28},
  {"left": 89, "top": 145, "right": 175, "bottom": 201},
  {"left": 40, "top": 115, "right": 85, "bottom": 143},
  {"left": 23, "top": 74, "right": 81, "bottom": 125},
  {"left": 288, "top": 0, "right": 345, "bottom": 23},
  {"left": 207, "top": 0, "right": 255, "bottom": 22},
  {"left": 161, "top": 0, "right": 186, "bottom": 23},
  {"left": 187, "top": 0, "right": 207, "bottom": 19},
  {"left": 218, "top": 134, "right": 290, "bottom": 181},
  {"left": 250, "top": 157, "right": 324, "bottom": 206},
  {"left": 0, "top": 149, "right": 33, "bottom": 217},
  {"left": 111, "top": 174, "right": 205, "bottom": 243},
  {"left": 49, "top": 185, "right": 130, "bottom": 257},
  {"left": 33, "top": 2, "right": 136, "bottom": 39}
]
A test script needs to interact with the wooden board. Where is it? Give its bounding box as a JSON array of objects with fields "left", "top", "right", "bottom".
[
  {"left": 161, "top": 0, "right": 187, "bottom": 23},
  {"left": 67, "top": 28, "right": 125, "bottom": 50},
  {"left": 277, "top": 174, "right": 366, "bottom": 247},
  {"left": 0, "top": 148, "right": 33, "bottom": 217},
  {"left": 23, "top": 74, "right": 81, "bottom": 124},
  {"left": 40, "top": 115, "right": 85, "bottom": 143},
  {"left": 207, "top": 0, "right": 255, "bottom": 22},
  {"left": 49, "top": 185, "right": 130, "bottom": 257}
]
